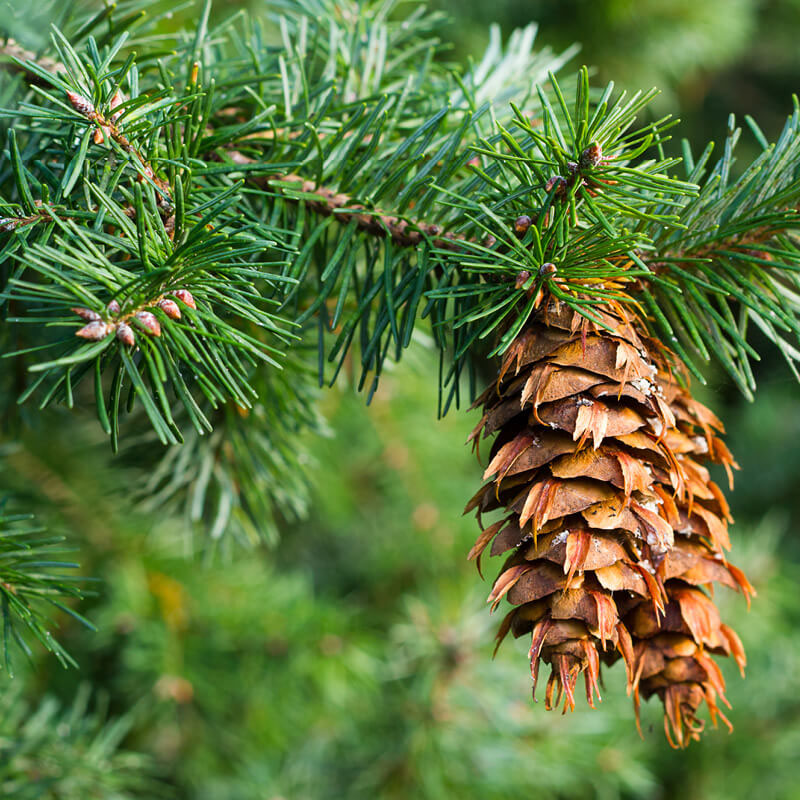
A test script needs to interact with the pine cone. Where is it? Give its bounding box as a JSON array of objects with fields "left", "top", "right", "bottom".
[{"left": 467, "top": 297, "right": 753, "bottom": 743}]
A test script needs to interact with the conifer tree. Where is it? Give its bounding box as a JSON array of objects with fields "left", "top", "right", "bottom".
[{"left": 1, "top": 0, "right": 799, "bottom": 774}]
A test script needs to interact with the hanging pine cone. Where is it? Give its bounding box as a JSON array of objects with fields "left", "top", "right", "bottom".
[{"left": 466, "top": 294, "right": 753, "bottom": 744}]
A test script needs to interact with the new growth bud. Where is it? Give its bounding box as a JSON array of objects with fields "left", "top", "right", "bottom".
[
  {"left": 109, "top": 89, "right": 124, "bottom": 122},
  {"left": 71, "top": 307, "right": 101, "bottom": 322},
  {"left": 579, "top": 142, "right": 603, "bottom": 170},
  {"left": 66, "top": 90, "right": 95, "bottom": 116},
  {"left": 135, "top": 311, "right": 161, "bottom": 337},
  {"left": 173, "top": 289, "right": 196, "bottom": 309},
  {"left": 514, "top": 215, "right": 532, "bottom": 236},
  {"left": 115, "top": 322, "right": 135, "bottom": 346},
  {"left": 76, "top": 321, "right": 112, "bottom": 340},
  {"left": 539, "top": 262, "right": 557, "bottom": 278},
  {"left": 157, "top": 298, "right": 182, "bottom": 320},
  {"left": 545, "top": 175, "right": 568, "bottom": 196}
]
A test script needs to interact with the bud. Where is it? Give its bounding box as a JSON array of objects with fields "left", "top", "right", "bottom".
[
  {"left": 539, "top": 262, "right": 557, "bottom": 278},
  {"left": 76, "top": 321, "right": 112, "bottom": 340},
  {"left": 107, "top": 299, "right": 122, "bottom": 315},
  {"left": 173, "top": 289, "right": 196, "bottom": 309},
  {"left": 115, "top": 322, "right": 135, "bottom": 346},
  {"left": 109, "top": 89, "right": 124, "bottom": 122},
  {"left": 71, "top": 307, "right": 101, "bottom": 322},
  {"left": 66, "top": 90, "right": 95, "bottom": 116},
  {"left": 545, "top": 175, "right": 568, "bottom": 196},
  {"left": 515, "top": 270, "right": 531, "bottom": 289},
  {"left": 93, "top": 128, "right": 105, "bottom": 145},
  {"left": 580, "top": 142, "right": 603, "bottom": 170},
  {"left": 135, "top": 310, "right": 161, "bottom": 337},
  {"left": 514, "top": 215, "right": 532, "bottom": 236},
  {"left": 157, "top": 298, "right": 181, "bottom": 320}
]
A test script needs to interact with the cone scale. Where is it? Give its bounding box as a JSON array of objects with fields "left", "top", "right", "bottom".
[{"left": 467, "top": 294, "right": 754, "bottom": 746}]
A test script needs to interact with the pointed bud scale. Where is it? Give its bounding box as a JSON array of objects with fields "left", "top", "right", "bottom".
[
  {"left": 107, "top": 300, "right": 121, "bottom": 315},
  {"left": 173, "top": 289, "right": 196, "bottom": 309},
  {"left": 157, "top": 298, "right": 181, "bottom": 320},
  {"left": 115, "top": 322, "right": 135, "bottom": 346},
  {"left": 71, "top": 307, "right": 101, "bottom": 322},
  {"left": 66, "top": 90, "right": 95, "bottom": 116},
  {"left": 76, "top": 321, "right": 112, "bottom": 340},
  {"left": 135, "top": 310, "right": 161, "bottom": 336},
  {"left": 93, "top": 127, "right": 105, "bottom": 145}
]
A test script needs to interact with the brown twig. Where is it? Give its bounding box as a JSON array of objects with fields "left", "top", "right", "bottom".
[
  {"left": 1, "top": 40, "right": 473, "bottom": 251},
  {"left": 222, "top": 149, "right": 471, "bottom": 251}
]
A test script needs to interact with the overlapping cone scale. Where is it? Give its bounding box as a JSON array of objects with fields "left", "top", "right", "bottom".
[{"left": 467, "top": 298, "right": 753, "bottom": 744}]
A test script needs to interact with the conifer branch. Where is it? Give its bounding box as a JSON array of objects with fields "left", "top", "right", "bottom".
[{"left": 222, "top": 149, "right": 471, "bottom": 251}]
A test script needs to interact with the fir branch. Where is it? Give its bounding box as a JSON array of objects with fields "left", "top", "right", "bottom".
[
  {"left": 0, "top": 684, "right": 167, "bottom": 798},
  {"left": 645, "top": 107, "right": 800, "bottom": 393},
  {"left": 0, "top": 505, "right": 91, "bottom": 674},
  {"left": 221, "top": 149, "right": 471, "bottom": 251}
]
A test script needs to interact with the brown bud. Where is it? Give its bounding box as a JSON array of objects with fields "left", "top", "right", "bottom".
[
  {"left": 76, "top": 321, "right": 112, "bottom": 340},
  {"left": 484, "top": 234, "right": 497, "bottom": 248},
  {"left": 135, "top": 311, "right": 161, "bottom": 337},
  {"left": 515, "top": 270, "right": 532, "bottom": 289},
  {"left": 66, "top": 90, "right": 95, "bottom": 116},
  {"left": 173, "top": 289, "right": 196, "bottom": 309},
  {"left": 580, "top": 142, "right": 603, "bottom": 170},
  {"left": 539, "top": 262, "right": 557, "bottom": 278},
  {"left": 93, "top": 127, "right": 105, "bottom": 145},
  {"left": 109, "top": 89, "right": 124, "bottom": 122},
  {"left": 115, "top": 322, "right": 135, "bottom": 346},
  {"left": 71, "top": 307, "right": 101, "bottom": 322},
  {"left": 545, "top": 175, "right": 568, "bottom": 196},
  {"left": 107, "top": 300, "right": 122, "bottom": 315},
  {"left": 158, "top": 298, "right": 181, "bottom": 320},
  {"left": 514, "top": 215, "right": 532, "bottom": 236}
]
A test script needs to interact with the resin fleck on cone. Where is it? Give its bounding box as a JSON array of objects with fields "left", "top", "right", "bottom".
[{"left": 466, "top": 295, "right": 753, "bottom": 743}]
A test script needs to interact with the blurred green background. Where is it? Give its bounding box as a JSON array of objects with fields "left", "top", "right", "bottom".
[{"left": 3, "top": 1, "right": 800, "bottom": 798}]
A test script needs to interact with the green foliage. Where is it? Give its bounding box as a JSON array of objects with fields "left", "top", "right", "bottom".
[
  {"left": 0, "top": 503, "right": 89, "bottom": 673},
  {"left": 1, "top": 1, "right": 800, "bottom": 797},
  {"left": 646, "top": 109, "right": 800, "bottom": 396},
  {"left": 0, "top": 684, "right": 164, "bottom": 798},
  {"left": 131, "top": 351, "right": 328, "bottom": 550},
  {"left": 3, "top": 0, "right": 800, "bottom": 438},
  {"left": 3, "top": 346, "right": 798, "bottom": 800}
]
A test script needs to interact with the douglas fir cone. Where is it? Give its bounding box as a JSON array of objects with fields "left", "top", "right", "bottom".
[{"left": 467, "top": 289, "right": 754, "bottom": 747}]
